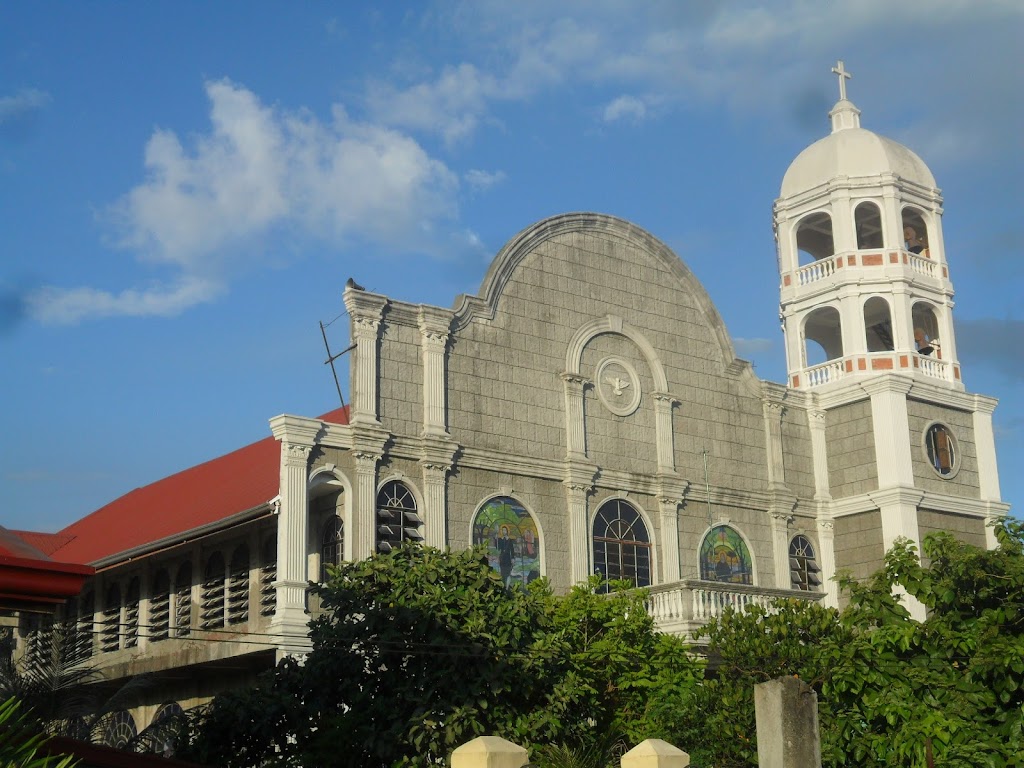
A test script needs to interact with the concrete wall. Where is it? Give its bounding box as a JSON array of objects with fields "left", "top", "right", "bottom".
[
  {"left": 907, "top": 399, "right": 980, "bottom": 498},
  {"left": 834, "top": 510, "right": 884, "bottom": 591},
  {"left": 826, "top": 400, "right": 878, "bottom": 497}
]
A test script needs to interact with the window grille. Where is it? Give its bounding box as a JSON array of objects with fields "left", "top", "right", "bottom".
[
  {"left": 150, "top": 571, "right": 170, "bottom": 641},
  {"left": 200, "top": 553, "right": 226, "bottom": 630},
  {"left": 100, "top": 584, "right": 121, "bottom": 653},
  {"left": 227, "top": 545, "right": 249, "bottom": 625},
  {"left": 102, "top": 710, "right": 137, "bottom": 749},
  {"left": 259, "top": 537, "right": 276, "bottom": 617},
  {"left": 123, "top": 578, "right": 140, "bottom": 648},
  {"left": 173, "top": 562, "right": 192, "bottom": 637},
  {"left": 320, "top": 516, "right": 344, "bottom": 581}
]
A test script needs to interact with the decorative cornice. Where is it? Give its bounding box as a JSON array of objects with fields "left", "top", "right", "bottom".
[
  {"left": 560, "top": 371, "right": 592, "bottom": 387},
  {"left": 269, "top": 414, "right": 323, "bottom": 447},
  {"left": 342, "top": 287, "right": 388, "bottom": 321},
  {"left": 860, "top": 376, "right": 914, "bottom": 397}
]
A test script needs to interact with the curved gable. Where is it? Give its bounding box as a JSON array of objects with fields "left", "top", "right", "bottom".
[{"left": 453, "top": 212, "right": 737, "bottom": 366}]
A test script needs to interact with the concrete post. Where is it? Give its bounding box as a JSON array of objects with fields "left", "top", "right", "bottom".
[
  {"left": 621, "top": 738, "right": 690, "bottom": 767},
  {"left": 754, "top": 676, "right": 822, "bottom": 768},
  {"left": 450, "top": 736, "right": 528, "bottom": 768}
]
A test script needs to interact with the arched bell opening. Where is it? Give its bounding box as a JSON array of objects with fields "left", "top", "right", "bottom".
[
  {"left": 854, "top": 201, "right": 883, "bottom": 249},
  {"left": 803, "top": 306, "right": 843, "bottom": 366},
  {"left": 901, "top": 206, "right": 930, "bottom": 256},
  {"left": 795, "top": 211, "right": 835, "bottom": 265},
  {"left": 912, "top": 301, "right": 941, "bottom": 356},
  {"left": 864, "top": 296, "right": 894, "bottom": 352}
]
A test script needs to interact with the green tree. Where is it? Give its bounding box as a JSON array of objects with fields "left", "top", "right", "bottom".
[
  {"left": 668, "top": 520, "right": 1024, "bottom": 767},
  {"left": 180, "top": 546, "right": 697, "bottom": 767}
]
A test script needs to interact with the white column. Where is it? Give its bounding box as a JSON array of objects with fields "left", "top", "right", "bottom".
[
  {"left": 271, "top": 441, "right": 313, "bottom": 655},
  {"left": 419, "top": 306, "right": 453, "bottom": 438},
  {"left": 815, "top": 518, "right": 839, "bottom": 608},
  {"left": 352, "top": 450, "right": 381, "bottom": 561},
  {"left": 652, "top": 392, "right": 679, "bottom": 473},
  {"left": 864, "top": 378, "right": 915, "bottom": 488},
  {"left": 973, "top": 396, "right": 1004, "bottom": 548},
  {"left": 419, "top": 434, "right": 457, "bottom": 550},
  {"left": 657, "top": 494, "right": 681, "bottom": 583},
  {"left": 563, "top": 464, "right": 596, "bottom": 584},
  {"left": 561, "top": 373, "right": 590, "bottom": 459},
  {"left": 769, "top": 511, "right": 792, "bottom": 590},
  {"left": 343, "top": 288, "right": 388, "bottom": 425}
]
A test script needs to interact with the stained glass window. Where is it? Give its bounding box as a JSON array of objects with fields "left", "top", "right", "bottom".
[
  {"left": 699, "top": 525, "right": 753, "bottom": 585},
  {"left": 592, "top": 499, "right": 651, "bottom": 589},
  {"left": 472, "top": 496, "right": 541, "bottom": 588}
]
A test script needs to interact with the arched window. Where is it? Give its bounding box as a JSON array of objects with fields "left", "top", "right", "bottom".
[
  {"left": 901, "top": 207, "right": 930, "bottom": 255},
  {"left": 260, "top": 537, "right": 276, "bottom": 617},
  {"left": 912, "top": 302, "right": 941, "bottom": 356},
  {"left": 147, "top": 702, "right": 184, "bottom": 756},
  {"left": 320, "top": 516, "right": 344, "bottom": 582},
  {"left": 699, "top": 526, "right": 753, "bottom": 585},
  {"left": 854, "top": 201, "right": 883, "bottom": 249},
  {"left": 789, "top": 535, "right": 821, "bottom": 591},
  {"left": 803, "top": 306, "right": 843, "bottom": 365},
  {"left": 227, "top": 545, "right": 249, "bottom": 625},
  {"left": 795, "top": 211, "right": 835, "bottom": 264},
  {"left": 100, "top": 584, "right": 121, "bottom": 653},
  {"left": 200, "top": 553, "right": 226, "bottom": 630},
  {"left": 472, "top": 496, "right": 541, "bottom": 588},
  {"left": 375, "top": 481, "right": 422, "bottom": 553},
  {"left": 102, "top": 710, "right": 137, "bottom": 749},
  {"left": 864, "top": 296, "right": 894, "bottom": 352},
  {"left": 173, "top": 562, "right": 191, "bottom": 637},
  {"left": 592, "top": 499, "right": 652, "bottom": 589},
  {"left": 150, "top": 570, "right": 171, "bottom": 642}
]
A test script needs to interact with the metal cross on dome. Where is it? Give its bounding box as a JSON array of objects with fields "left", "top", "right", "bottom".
[{"left": 831, "top": 59, "right": 852, "bottom": 101}]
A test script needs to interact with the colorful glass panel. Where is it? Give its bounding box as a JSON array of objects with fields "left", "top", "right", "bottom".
[
  {"left": 699, "top": 525, "right": 753, "bottom": 585},
  {"left": 472, "top": 496, "right": 541, "bottom": 587}
]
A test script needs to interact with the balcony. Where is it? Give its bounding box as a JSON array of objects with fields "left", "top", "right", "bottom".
[
  {"left": 784, "top": 249, "right": 946, "bottom": 291},
  {"left": 793, "top": 351, "right": 958, "bottom": 390},
  {"left": 645, "top": 579, "right": 823, "bottom": 639}
]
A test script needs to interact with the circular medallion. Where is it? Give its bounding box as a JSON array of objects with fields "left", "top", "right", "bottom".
[{"left": 595, "top": 357, "right": 641, "bottom": 416}]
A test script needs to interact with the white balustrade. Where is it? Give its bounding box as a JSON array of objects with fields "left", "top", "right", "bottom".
[
  {"left": 908, "top": 252, "right": 938, "bottom": 278},
  {"left": 915, "top": 353, "right": 951, "bottom": 381},
  {"left": 796, "top": 257, "right": 837, "bottom": 286},
  {"left": 803, "top": 359, "right": 844, "bottom": 388}
]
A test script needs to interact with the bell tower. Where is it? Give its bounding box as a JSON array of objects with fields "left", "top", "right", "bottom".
[
  {"left": 775, "top": 61, "right": 959, "bottom": 391},
  {"left": 774, "top": 62, "right": 1007, "bottom": 620}
]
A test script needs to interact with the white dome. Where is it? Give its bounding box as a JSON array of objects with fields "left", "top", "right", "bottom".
[{"left": 780, "top": 101, "right": 936, "bottom": 198}]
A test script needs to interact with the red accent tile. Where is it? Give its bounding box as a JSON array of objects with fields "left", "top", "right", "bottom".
[
  {"left": 871, "top": 358, "right": 894, "bottom": 370},
  {"left": 783, "top": 274, "right": 791, "bottom": 286},
  {"left": 792, "top": 375, "right": 800, "bottom": 387},
  {"left": 889, "top": 253, "right": 899, "bottom": 264},
  {"left": 954, "top": 366, "right": 961, "bottom": 380},
  {"left": 858, "top": 358, "right": 867, "bottom": 371},
  {"left": 900, "top": 355, "right": 908, "bottom": 367},
  {"left": 847, "top": 255, "right": 856, "bottom": 267},
  {"left": 862, "top": 253, "right": 883, "bottom": 266}
]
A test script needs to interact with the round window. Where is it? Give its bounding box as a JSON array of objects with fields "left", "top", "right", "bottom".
[{"left": 923, "top": 423, "right": 959, "bottom": 478}]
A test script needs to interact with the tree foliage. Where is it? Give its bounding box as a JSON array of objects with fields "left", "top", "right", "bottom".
[
  {"left": 180, "top": 546, "right": 696, "bottom": 767},
  {"left": 0, "top": 698, "right": 77, "bottom": 768},
  {"left": 670, "top": 520, "right": 1024, "bottom": 767}
]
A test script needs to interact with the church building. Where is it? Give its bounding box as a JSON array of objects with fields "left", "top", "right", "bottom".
[{"left": 9, "top": 63, "right": 1009, "bottom": 746}]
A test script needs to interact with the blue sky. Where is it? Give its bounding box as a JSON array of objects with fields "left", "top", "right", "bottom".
[{"left": 2, "top": 2, "right": 1021, "bottom": 533}]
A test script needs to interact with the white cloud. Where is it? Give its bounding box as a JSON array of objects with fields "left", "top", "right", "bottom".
[
  {"left": 734, "top": 337, "right": 774, "bottom": 357},
  {"left": 30, "top": 79, "right": 460, "bottom": 324},
  {"left": 464, "top": 169, "right": 506, "bottom": 191},
  {"left": 603, "top": 95, "right": 647, "bottom": 123},
  {"left": 28, "top": 276, "right": 222, "bottom": 325},
  {"left": 0, "top": 88, "right": 50, "bottom": 124}
]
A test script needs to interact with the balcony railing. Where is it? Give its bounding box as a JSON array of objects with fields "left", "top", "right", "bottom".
[
  {"left": 646, "top": 579, "right": 823, "bottom": 639},
  {"left": 794, "top": 352, "right": 955, "bottom": 389},
  {"left": 788, "top": 249, "right": 944, "bottom": 289}
]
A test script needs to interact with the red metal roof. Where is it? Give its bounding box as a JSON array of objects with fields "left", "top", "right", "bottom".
[
  {"left": 43, "top": 407, "right": 349, "bottom": 566},
  {"left": 0, "top": 526, "right": 94, "bottom": 611}
]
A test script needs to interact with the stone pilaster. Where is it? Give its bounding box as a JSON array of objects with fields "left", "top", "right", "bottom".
[
  {"left": 561, "top": 372, "right": 590, "bottom": 459},
  {"left": 862, "top": 377, "right": 915, "bottom": 488},
  {"left": 768, "top": 508, "right": 794, "bottom": 590},
  {"left": 869, "top": 486, "right": 926, "bottom": 620},
  {"left": 655, "top": 478, "right": 688, "bottom": 583},
  {"left": 972, "top": 396, "right": 1002, "bottom": 503},
  {"left": 815, "top": 518, "right": 839, "bottom": 608},
  {"left": 420, "top": 436, "right": 458, "bottom": 549},
  {"left": 343, "top": 288, "right": 388, "bottom": 426},
  {"left": 269, "top": 413, "right": 322, "bottom": 658},
  {"left": 350, "top": 425, "right": 390, "bottom": 560},
  {"left": 564, "top": 462, "right": 598, "bottom": 584},
  {"left": 418, "top": 306, "right": 453, "bottom": 438},
  {"left": 762, "top": 395, "right": 788, "bottom": 491},
  {"left": 807, "top": 409, "right": 831, "bottom": 501},
  {"left": 652, "top": 391, "right": 679, "bottom": 473}
]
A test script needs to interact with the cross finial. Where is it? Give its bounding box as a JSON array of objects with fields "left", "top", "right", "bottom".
[{"left": 831, "top": 60, "right": 851, "bottom": 101}]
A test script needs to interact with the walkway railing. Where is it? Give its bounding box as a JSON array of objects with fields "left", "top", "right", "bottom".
[
  {"left": 789, "top": 248, "right": 944, "bottom": 288},
  {"left": 645, "top": 579, "right": 822, "bottom": 638}
]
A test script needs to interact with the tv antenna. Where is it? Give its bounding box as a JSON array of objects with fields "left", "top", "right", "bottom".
[{"left": 319, "top": 313, "right": 356, "bottom": 408}]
